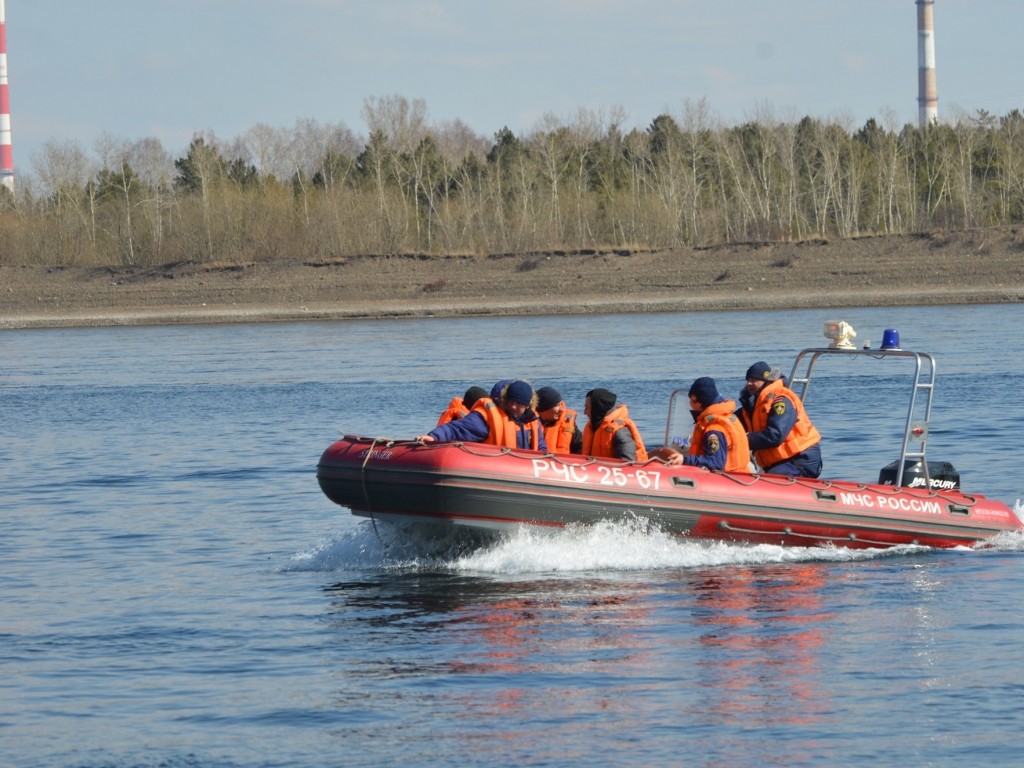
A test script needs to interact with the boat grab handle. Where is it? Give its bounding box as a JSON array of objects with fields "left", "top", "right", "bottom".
[
  {"left": 672, "top": 477, "right": 697, "bottom": 489},
  {"left": 815, "top": 490, "right": 838, "bottom": 502}
]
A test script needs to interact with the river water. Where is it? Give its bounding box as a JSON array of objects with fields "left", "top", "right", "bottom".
[{"left": 3, "top": 305, "right": 1024, "bottom": 768}]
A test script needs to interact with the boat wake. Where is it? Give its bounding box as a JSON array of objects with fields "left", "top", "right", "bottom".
[{"left": 282, "top": 515, "right": 1024, "bottom": 576}]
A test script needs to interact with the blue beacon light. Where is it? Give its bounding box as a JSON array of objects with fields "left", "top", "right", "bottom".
[{"left": 880, "top": 328, "right": 901, "bottom": 350}]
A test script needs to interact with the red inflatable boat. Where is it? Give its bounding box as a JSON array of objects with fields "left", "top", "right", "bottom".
[{"left": 317, "top": 324, "right": 1023, "bottom": 549}]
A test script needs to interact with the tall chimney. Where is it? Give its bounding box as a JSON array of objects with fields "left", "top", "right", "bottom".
[
  {"left": 0, "top": 0, "right": 12, "bottom": 193},
  {"left": 917, "top": 0, "right": 938, "bottom": 127}
]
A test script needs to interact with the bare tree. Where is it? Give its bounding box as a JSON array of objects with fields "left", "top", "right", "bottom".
[
  {"left": 31, "top": 138, "right": 99, "bottom": 261},
  {"left": 175, "top": 132, "right": 228, "bottom": 260},
  {"left": 244, "top": 123, "right": 290, "bottom": 182},
  {"left": 94, "top": 133, "right": 140, "bottom": 264},
  {"left": 429, "top": 119, "right": 489, "bottom": 251},
  {"left": 360, "top": 96, "right": 431, "bottom": 251},
  {"left": 529, "top": 113, "right": 573, "bottom": 244},
  {"left": 362, "top": 95, "right": 428, "bottom": 153},
  {"left": 678, "top": 98, "right": 718, "bottom": 245},
  {"left": 128, "top": 137, "right": 174, "bottom": 259}
]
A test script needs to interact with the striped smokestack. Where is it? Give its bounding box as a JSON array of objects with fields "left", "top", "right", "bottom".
[
  {"left": 917, "top": 0, "right": 938, "bottom": 127},
  {"left": 0, "top": 0, "right": 12, "bottom": 193}
]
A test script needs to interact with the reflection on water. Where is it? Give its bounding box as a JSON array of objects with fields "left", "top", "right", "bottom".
[
  {"left": 691, "top": 565, "right": 831, "bottom": 727},
  {"left": 320, "top": 561, "right": 837, "bottom": 764}
]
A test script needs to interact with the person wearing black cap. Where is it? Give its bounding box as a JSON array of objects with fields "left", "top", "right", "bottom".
[
  {"left": 416, "top": 379, "right": 547, "bottom": 451},
  {"left": 581, "top": 388, "right": 648, "bottom": 462},
  {"left": 658, "top": 376, "right": 749, "bottom": 472},
  {"left": 535, "top": 386, "right": 582, "bottom": 454},
  {"left": 738, "top": 361, "right": 822, "bottom": 477},
  {"left": 436, "top": 385, "right": 489, "bottom": 426}
]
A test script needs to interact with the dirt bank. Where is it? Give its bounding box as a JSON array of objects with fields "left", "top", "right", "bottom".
[{"left": 2, "top": 228, "right": 1022, "bottom": 329}]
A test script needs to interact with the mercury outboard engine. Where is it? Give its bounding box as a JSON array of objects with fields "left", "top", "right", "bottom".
[{"left": 879, "top": 460, "right": 960, "bottom": 491}]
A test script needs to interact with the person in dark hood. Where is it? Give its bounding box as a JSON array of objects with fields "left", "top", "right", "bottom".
[
  {"left": 416, "top": 379, "right": 546, "bottom": 451},
  {"left": 657, "top": 377, "right": 750, "bottom": 472},
  {"left": 581, "top": 387, "right": 648, "bottom": 462},
  {"left": 587, "top": 387, "right": 616, "bottom": 423},
  {"left": 489, "top": 379, "right": 513, "bottom": 401}
]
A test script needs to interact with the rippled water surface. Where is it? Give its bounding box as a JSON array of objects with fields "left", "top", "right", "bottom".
[{"left": 3, "top": 306, "right": 1024, "bottom": 767}]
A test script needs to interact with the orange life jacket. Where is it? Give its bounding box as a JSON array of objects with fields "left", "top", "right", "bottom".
[
  {"left": 542, "top": 407, "right": 578, "bottom": 454},
  {"left": 747, "top": 379, "right": 821, "bottom": 469},
  {"left": 472, "top": 398, "right": 542, "bottom": 450},
  {"left": 436, "top": 396, "right": 469, "bottom": 426},
  {"left": 689, "top": 400, "right": 750, "bottom": 472},
  {"left": 582, "top": 403, "right": 649, "bottom": 462}
]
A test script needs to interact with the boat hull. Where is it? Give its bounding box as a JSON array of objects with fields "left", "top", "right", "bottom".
[{"left": 317, "top": 436, "right": 1023, "bottom": 549}]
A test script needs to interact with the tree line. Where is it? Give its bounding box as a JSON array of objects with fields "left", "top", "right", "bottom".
[{"left": 3, "top": 95, "right": 1024, "bottom": 267}]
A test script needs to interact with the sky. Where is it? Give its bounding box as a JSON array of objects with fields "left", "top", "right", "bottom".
[{"left": 7, "top": 0, "right": 1024, "bottom": 179}]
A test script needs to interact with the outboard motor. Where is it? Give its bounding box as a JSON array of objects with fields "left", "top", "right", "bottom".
[{"left": 879, "top": 460, "right": 960, "bottom": 491}]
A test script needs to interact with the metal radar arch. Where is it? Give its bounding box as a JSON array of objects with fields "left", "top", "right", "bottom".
[{"left": 789, "top": 321, "right": 945, "bottom": 490}]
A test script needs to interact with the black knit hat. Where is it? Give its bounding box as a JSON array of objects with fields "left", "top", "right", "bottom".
[
  {"left": 535, "top": 386, "right": 563, "bottom": 412},
  {"left": 505, "top": 380, "right": 534, "bottom": 406},
  {"left": 688, "top": 376, "right": 720, "bottom": 407},
  {"left": 463, "top": 386, "right": 488, "bottom": 409}
]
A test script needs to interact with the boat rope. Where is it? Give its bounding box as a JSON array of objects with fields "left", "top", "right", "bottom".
[
  {"left": 719, "top": 471, "right": 765, "bottom": 487},
  {"left": 717, "top": 520, "right": 917, "bottom": 548},
  {"left": 361, "top": 438, "right": 382, "bottom": 543}
]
